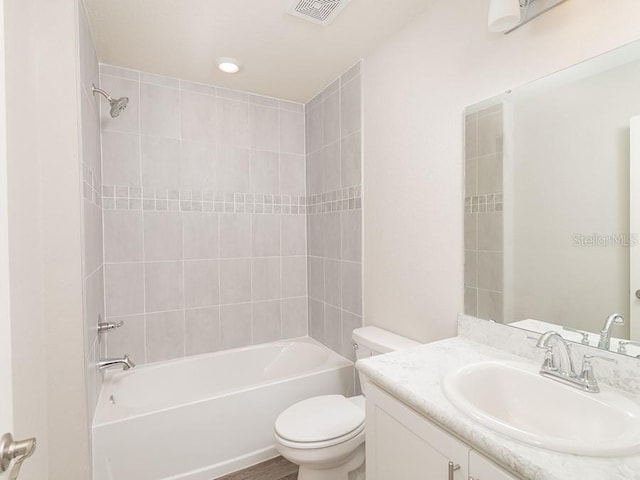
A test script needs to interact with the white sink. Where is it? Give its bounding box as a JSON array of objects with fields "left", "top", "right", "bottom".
[{"left": 442, "top": 361, "right": 640, "bottom": 456}]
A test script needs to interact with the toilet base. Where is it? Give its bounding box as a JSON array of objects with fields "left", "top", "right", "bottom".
[{"left": 296, "top": 443, "right": 365, "bottom": 480}]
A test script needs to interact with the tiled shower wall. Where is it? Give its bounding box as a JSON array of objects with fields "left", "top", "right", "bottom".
[
  {"left": 101, "top": 65, "right": 309, "bottom": 364},
  {"left": 78, "top": 0, "right": 105, "bottom": 426},
  {"left": 306, "top": 63, "right": 363, "bottom": 361},
  {"left": 464, "top": 104, "right": 504, "bottom": 322}
]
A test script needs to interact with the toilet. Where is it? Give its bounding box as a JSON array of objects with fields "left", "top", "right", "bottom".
[{"left": 274, "top": 326, "right": 420, "bottom": 480}]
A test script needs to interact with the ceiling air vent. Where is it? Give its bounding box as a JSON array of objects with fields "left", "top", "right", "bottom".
[{"left": 287, "top": 0, "right": 354, "bottom": 26}]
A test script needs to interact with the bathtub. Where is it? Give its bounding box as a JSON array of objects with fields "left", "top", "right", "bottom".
[{"left": 92, "top": 337, "right": 354, "bottom": 480}]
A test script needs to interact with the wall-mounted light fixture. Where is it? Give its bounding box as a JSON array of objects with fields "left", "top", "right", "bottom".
[{"left": 488, "top": 0, "right": 568, "bottom": 34}]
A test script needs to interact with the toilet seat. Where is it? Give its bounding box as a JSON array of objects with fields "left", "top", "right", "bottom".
[{"left": 275, "top": 395, "right": 365, "bottom": 449}]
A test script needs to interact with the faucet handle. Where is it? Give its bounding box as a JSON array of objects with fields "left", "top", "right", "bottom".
[
  {"left": 583, "top": 354, "right": 618, "bottom": 364},
  {"left": 562, "top": 326, "right": 590, "bottom": 345},
  {"left": 541, "top": 346, "right": 557, "bottom": 371},
  {"left": 617, "top": 340, "right": 640, "bottom": 354}
]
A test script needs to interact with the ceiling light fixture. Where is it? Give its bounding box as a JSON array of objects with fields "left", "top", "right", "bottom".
[
  {"left": 216, "top": 57, "right": 242, "bottom": 74},
  {"left": 488, "top": 0, "right": 568, "bottom": 34}
]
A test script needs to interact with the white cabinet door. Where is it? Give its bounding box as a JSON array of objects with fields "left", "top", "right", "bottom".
[
  {"left": 366, "top": 384, "right": 469, "bottom": 480},
  {"left": 469, "top": 451, "right": 518, "bottom": 480}
]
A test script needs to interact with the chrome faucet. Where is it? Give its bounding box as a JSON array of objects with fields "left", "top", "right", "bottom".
[
  {"left": 597, "top": 313, "right": 624, "bottom": 350},
  {"left": 537, "top": 331, "right": 574, "bottom": 377},
  {"left": 98, "top": 354, "right": 135, "bottom": 371},
  {"left": 536, "top": 331, "right": 616, "bottom": 393}
]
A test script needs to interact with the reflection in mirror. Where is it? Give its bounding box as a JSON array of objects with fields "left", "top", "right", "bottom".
[{"left": 464, "top": 40, "right": 640, "bottom": 358}]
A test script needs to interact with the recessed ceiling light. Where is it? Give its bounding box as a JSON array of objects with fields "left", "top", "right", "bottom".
[{"left": 216, "top": 57, "right": 241, "bottom": 74}]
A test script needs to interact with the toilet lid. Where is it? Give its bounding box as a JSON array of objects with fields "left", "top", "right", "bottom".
[{"left": 275, "top": 395, "right": 365, "bottom": 443}]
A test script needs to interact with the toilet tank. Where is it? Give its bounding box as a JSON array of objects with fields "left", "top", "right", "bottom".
[
  {"left": 352, "top": 326, "right": 420, "bottom": 394},
  {"left": 352, "top": 326, "right": 420, "bottom": 360}
]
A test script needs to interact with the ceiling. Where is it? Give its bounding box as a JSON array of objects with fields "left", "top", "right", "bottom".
[{"left": 84, "top": 0, "right": 433, "bottom": 102}]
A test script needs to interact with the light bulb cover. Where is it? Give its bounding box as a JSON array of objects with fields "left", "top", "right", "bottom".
[
  {"left": 488, "top": 0, "right": 522, "bottom": 32},
  {"left": 216, "top": 57, "right": 242, "bottom": 74}
]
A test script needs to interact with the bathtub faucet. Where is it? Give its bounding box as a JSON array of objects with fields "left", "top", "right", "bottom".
[{"left": 98, "top": 353, "right": 135, "bottom": 371}]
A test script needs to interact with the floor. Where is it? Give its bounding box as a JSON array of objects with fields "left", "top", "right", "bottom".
[{"left": 216, "top": 457, "right": 298, "bottom": 480}]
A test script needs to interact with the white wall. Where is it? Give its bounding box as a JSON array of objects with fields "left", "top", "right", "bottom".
[{"left": 363, "top": 0, "right": 640, "bottom": 342}]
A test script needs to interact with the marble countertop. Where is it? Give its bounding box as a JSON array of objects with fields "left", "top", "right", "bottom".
[{"left": 356, "top": 337, "right": 640, "bottom": 480}]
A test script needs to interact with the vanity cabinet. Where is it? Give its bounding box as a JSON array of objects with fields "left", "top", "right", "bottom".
[{"left": 365, "top": 383, "right": 518, "bottom": 480}]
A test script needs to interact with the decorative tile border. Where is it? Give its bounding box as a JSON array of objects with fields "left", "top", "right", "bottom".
[
  {"left": 464, "top": 193, "right": 503, "bottom": 214},
  {"left": 307, "top": 185, "right": 362, "bottom": 215},
  {"left": 82, "top": 164, "right": 102, "bottom": 208},
  {"left": 101, "top": 185, "right": 363, "bottom": 215}
]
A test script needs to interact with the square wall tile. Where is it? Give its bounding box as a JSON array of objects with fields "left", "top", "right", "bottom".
[
  {"left": 250, "top": 104, "right": 279, "bottom": 152},
  {"left": 220, "top": 303, "right": 252, "bottom": 349},
  {"left": 306, "top": 149, "right": 323, "bottom": 195},
  {"left": 102, "top": 131, "right": 140, "bottom": 187},
  {"left": 324, "top": 305, "right": 342, "bottom": 353},
  {"left": 322, "top": 142, "right": 341, "bottom": 193},
  {"left": 341, "top": 131, "right": 361, "bottom": 188},
  {"left": 464, "top": 250, "right": 478, "bottom": 288},
  {"left": 281, "top": 215, "right": 306, "bottom": 256},
  {"left": 477, "top": 251, "right": 503, "bottom": 292},
  {"left": 145, "top": 261, "right": 184, "bottom": 312},
  {"left": 308, "top": 215, "right": 324, "bottom": 257},
  {"left": 280, "top": 153, "right": 306, "bottom": 196},
  {"left": 215, "top": 145, "right": 250, "bottom": 193},
  {"left": 146, "top": 310, "right": 184, "bottom": 363},
  {"left": 141, "top": 136, "right": 181, "bottom": 190},
  {"left": 308, "top": 298, "right": 325, "bottom": 343},
  {"left": 323, "top": 213, "right": 341, "bottom": 260},
  {"left": 252, "top": 215, "right": 280, "bottom": 257},
  {"left": 280, "top": 110, "right": 305, "bottom": 155},
  {"left": 250, "top": 150, "right": 279, "bottom": 194},
  {"left": 308, "top": 256, "right": 324, "bottom": 301},
  {"left": 180, "top": 141, "right": 215, "bottom": 191},
  {"left": 252, "top": 257, "right": 281, "bottom": 301},
  {"left": 464, "top": 287, "right": 478, "bottom": 317},
  {"left": 478, "top": 212, "right": 503, "bottom": 252},
  {"left": 219, "top": 259, "right": 251, "bottom": 304},
  {"left": 219, "top": 214, "right": 251, "bottom": 258},
  {"left": 183, "top": 212, "right": 218, "bottom": 260},
  {"left": 341, "top": 261, "right": 362, "bottom": 315},
  {"left": 144, "top": 211, "right": 183, "bottom": 261},
  {"left": 282, "top": 297, "right": 308, "bottom": 338},
  {"left": 306, "top": 104, "right": 323, "bottom": 154},
  {"left": 180, "top": 90, "right": 216, "bottom": 143},
  {"left": 253, "top": 300, "right": 281, "bottom": 344},
  {"left": 141, "top": 83, "right": 180, "bottom": 138},
  {"left": 104, "top": 210, "right": 143, "bottom": 262},
  {"left": 324, "top": 259, "right": 341, "bottom": 308},
  {"left": 323, "top": 92, "right": 340, "bottom": 147},
  {"left": 478, "top": 289, "right": 503, "bottom": 322},
  {"left": 281, "top": 256, "right": 307, "bottom": 298},
  {"left": 184, "top": 260, "right": 219, "bottom": 307},
  {"left": 340, "top": 78, "right": 361, "bottom": 137},
  {"left": 341, "top": 210, "right": 361, "bottom": 262},
  {"left": 185, "top": 307, "right": 220, "bottom": 355},
  {"left": 477, "top": 110, "right": 503, "bottom": 156},
  {"left": 106, "top": 315, "right": 145, "bottom": 364},
  {"left": 105, "top": 263, "right": 144, "bottom": 317},
  {"left": 217, "top": 98, "right": 249, "bottom": 148}
]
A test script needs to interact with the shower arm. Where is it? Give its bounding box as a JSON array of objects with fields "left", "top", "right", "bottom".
[{"left": 91, "top": 84, "right": 113, "bottom": 102}]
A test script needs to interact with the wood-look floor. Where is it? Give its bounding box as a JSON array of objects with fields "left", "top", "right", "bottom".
[{"left": 215, "top": 456, "right": 298, "bottom": 480}]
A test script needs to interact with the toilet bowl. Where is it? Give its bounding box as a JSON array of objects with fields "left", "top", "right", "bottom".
[{"left": 274, "top": 327, "right": 420, "bottom": 480}]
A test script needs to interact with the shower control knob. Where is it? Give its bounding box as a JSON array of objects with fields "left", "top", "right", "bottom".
[{"left": 635, "top": 289, "right": 640, "bottom": 299}]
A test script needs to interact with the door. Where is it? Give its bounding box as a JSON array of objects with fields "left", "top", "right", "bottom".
[
  {"left": 0, "top": 2, "right": 37, "bottom": 478},
  {"left": 631, "top": 115, "right": 640, "bottom": 341}
]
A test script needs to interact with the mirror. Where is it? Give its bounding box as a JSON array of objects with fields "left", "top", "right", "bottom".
[{"left": 464, "top": 39, "right": 640, "bottom": 358}]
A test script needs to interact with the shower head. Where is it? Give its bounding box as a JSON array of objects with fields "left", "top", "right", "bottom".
[{"left": 91, "top": 84, "right": 129, "bottom": 118}]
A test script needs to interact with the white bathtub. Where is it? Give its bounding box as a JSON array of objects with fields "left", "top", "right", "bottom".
[{"left": 92, "top": 337, "right": 354, "bottom": 480}]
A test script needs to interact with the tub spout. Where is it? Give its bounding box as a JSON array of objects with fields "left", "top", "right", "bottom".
[{"left": 99, "top": 353, "right": 135, "bottom": 371}]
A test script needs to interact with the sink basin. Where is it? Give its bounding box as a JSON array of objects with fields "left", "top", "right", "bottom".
[{"left": 442, "top": 361, "right": 640, "bottom": 456}]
